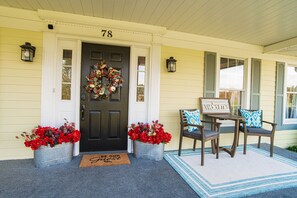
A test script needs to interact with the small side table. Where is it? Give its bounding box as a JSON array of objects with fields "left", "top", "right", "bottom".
[{"left": 207, "top": 114, "right": 244, "bottom": 157}]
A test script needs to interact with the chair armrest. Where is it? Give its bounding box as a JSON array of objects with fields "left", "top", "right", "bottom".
[
  {"left": 186, "top": 123, "right": 204, "bottom": 130},
  {"left": 262, "top": 120, "right": 277, "bottom": 126},
  {"left": 201, "top": 120, "right": 222, "bottom": 128}
]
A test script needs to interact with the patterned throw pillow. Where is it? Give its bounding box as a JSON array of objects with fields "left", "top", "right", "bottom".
[
  {"left": 184, "top": 110, "right": 202, "bottom": 132},
  {"left": 240, "top": 109, "right": 262, "bottom": 128}
]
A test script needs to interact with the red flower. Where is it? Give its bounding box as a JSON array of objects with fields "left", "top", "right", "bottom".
[
  {"left": 128, "top": 121, "right": 172, "bottom": 145},
  {"left": 16, "top": 120, "right": 81, "bottom": 150}
]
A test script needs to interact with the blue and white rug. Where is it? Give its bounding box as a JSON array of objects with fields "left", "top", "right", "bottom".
[{"left": 164, "top": 146, "right": 297, "bottom": 198}]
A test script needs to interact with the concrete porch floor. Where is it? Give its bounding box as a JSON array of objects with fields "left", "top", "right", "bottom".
[{"left": 0, "top": 144, "right": 296, "bottom": 198}]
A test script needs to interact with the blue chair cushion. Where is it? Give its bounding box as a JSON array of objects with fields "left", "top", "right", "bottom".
[
  {"left": 239, "top": 126, "right": 272, "bottom": 135},
  {"left": 240, "top": 109, "right": 262, "bottom": 128},
  {"left": 184, "top": 110, "right": 202, "bottom": 132}
]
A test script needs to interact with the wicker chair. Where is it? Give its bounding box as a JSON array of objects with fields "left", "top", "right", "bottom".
[
  {"left": 179, "top": 109, "right": 221, "bottom": 166},
  {"left": 238, "top": 109, "right": 277, "bottom": 157}
]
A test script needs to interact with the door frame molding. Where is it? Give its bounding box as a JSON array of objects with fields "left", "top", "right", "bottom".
[{"left": 41, "top": 32, "right": 161, "bottom": 155}]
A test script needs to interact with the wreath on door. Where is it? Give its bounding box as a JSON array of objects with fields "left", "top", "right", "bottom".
[{"left": 85, "top": 61, "right": 124, "bottom": 100}]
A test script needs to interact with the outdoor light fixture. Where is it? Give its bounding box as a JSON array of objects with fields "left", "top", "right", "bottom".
[
  {"left": 20, "top": 42, "right": 36, "bottom": 62},
  {"left": 166, "top": 56, "right": 177, "bottom": 72}
]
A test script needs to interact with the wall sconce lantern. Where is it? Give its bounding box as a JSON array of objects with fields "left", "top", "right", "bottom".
[
  {"left": 20, "top": 42, "right": 36, "bottom": 62},
  {"left": 166, "top": 56, "right": 177, "bottom": 72}
]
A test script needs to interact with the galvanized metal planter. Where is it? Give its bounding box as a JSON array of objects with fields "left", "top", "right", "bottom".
[
  {"left": 34, "top": 142, "right": 73, "bottom": 168},
  {"left": 133, "top": 141, "right": 164, "bottom": 161}
]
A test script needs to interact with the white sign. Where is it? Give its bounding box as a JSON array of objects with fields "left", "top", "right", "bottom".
[{"left": 199, "top": 98, "right": 231, "bottom": 114}]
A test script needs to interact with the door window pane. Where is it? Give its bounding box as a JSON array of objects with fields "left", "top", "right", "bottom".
[
  {"left": 62, "top": 66, "right": 72, "bottom": 83},
  {"left": 62, "top": 84, "right": 71, "bottom": 100},
  {"left": 137, "top": 72, "right": 145, "bottom": 86},
  {"left": 136, "top": 56, "right": 146, "bottom": 102},
  {"left": 63, "top": 50, "right": 72, "bottom": 65},
  {"left": 61, "top": 49, "right": 72, "bottom": 100}
]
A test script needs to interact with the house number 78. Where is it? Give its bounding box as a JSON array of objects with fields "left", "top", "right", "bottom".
[{"left": 101, "top": 30, "right": 113, "bottom": 37}]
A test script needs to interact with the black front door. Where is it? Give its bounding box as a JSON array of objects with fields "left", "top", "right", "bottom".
[{"left": 80, "top": 43, "right": 130, "bottom": 152}]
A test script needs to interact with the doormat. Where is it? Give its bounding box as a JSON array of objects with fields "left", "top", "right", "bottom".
[
  {"left": 80, "top": 153, "right": 131, "bottom": 167},
  {"left": 164, "top": 146, "right": 297, "bottom": 198}
]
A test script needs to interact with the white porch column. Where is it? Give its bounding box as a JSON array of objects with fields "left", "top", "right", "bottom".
[
  {"left": 148, "top": 35, "right": 162, "bottom": 122},
  {"left": 41, "top": 32, "right": 57, "bottom": 126}
]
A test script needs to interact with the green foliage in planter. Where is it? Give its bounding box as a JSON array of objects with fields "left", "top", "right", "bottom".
[{"left": 287, "top": 145, "right": 297, "bottom": 152}]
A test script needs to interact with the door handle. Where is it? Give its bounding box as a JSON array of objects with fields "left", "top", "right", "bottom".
[{"left": 81, "top": 104, "right": 85, "bottom": 121}]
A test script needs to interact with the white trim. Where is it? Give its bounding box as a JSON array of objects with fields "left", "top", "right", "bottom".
[
  {"left": 215, "top": 52, "right": 220, "bottom": 97},
  {"left": 264, "top": 37, "right": 297, "bottom": 54},
  {"left": 74, "top": 40, "right": 82, "bottom": 156},
  {"left": 128, "top": 46, "right": 150, "bottom": 153},
  {"left": 41, "top": 32, "right": 57, "bottom": 126},
  {"left": 283, "top": 63, "right": 297, "bottom": 124},
  {"left": 41, "top": 29, "right": 159, "bottom": 154},
  {"left": 2, "top": 6, "right": 297, "bottom": 63},
  {"left": 148, "top": 43, "right": 161, "bottom": 122},
  {"left": 216, "top": 55, "right": 249, "bottom": 126},
  {"left": 37, "top": 9, "right": 167, "bottom": 36},
  {"left": 246, "top": 58, "right": 252, "bottom": 109}
]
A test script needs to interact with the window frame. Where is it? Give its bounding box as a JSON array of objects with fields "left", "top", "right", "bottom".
[
  {"left": 283, "top": 64, "right": 297, "bottom": 124},
  {"left": 216, "top": 55, "right": 250, "bottom": 126}
]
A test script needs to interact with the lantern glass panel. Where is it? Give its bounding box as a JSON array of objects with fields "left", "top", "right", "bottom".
[{"left": 21, "top": 49, "right": 31, "bottom": 61}]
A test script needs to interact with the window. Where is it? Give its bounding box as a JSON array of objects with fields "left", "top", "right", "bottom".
[
  {"left": 285, "top": 65, "right": 297, "bottom": 120},
  {"left": 219, "top": 57, "right": 245, "bottom": 115},
  {"left": 137, "top": 56, "right": 146, "bottom": 102},
  {"left": 61, "top": 49, "right": 72, "bottom": 100}
]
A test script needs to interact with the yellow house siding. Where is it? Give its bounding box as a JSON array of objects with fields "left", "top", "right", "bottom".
[
  {"left": 0, "top": 27, "right": 42, "bottom": 160},
  {"left": 260, "top": 60, "right": 276, "bottom": 123},
  {"left": 260, "top": 60, "right": 297, "bottom": 147},
  {"left": 160, "top": 46, "right": 204, "bottom": 150}
]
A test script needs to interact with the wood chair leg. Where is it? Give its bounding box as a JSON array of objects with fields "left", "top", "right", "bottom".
[
  {"left": 178, "top": 136, "right": 183, "bottom": 156},
  {"left": 211, "top": 140, "right": 215, "bottom": 154},
  {"left": 237, "top": 131, "right": 240, "bottom": 147},
  {"left": 270, "top": 136, "right": 274, "bottom": 157},
  {"left": 258, "top": 136, "right": 261, "bottom": 148},
  {"left": 201, "top": 140, "right": 205, "bottom": 166},
  {"left": 244, "top": 133, "right": 247, "bottom": 155},
  {"left": 193, "top": 139, "right": 197, "bottom": 151},
  {"left": 216, "top": 138, "right": 219, "bottom": 159}
]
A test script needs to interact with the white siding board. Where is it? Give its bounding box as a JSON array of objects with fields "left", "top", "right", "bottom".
[
  {"left": 102, "top": 0, "right": 114, "bottom": 18},
  {"left": 121, "top": 0, "right": 137, "bottom": 21},
  {"left": 112, "top": 0, "right": 124, "bottom": 19},
  {"left": 70, "top": 0, "right": 84, "bottom": 15},
  {"left": 81, "top": 0, "right": 94, "bottom": 16},
  {"left": 59, "top": 0, "right": 74, "bottom": 14},
  {"left": 184, "top": 0, "right": 231, "bottom": 33},
  {"left": 146, "top": 0, "right": 171, "bottom": 24},
  {"left": 91, "top": 0, "right": 103, "bottom": 17},
  {"left": 167, "top": 0, "right": 197, "bottom": 28},
  {"left": 157, "top": 0, "right": 187, "bottom": 26}
]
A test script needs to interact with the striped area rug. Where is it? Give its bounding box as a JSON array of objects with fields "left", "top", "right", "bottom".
[{"left": 164, "top": 146, "right": 297, "bottom": 198}]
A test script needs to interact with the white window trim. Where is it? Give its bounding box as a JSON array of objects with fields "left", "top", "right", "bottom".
[
  {"left": 283, "top": 63, "right": 297, "bottom": 124},
  {"left": 215, "top": 54, "right": 251, "bottom": 126}
]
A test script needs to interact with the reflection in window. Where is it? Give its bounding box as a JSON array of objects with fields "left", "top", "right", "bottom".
[
  {"left": 285, "top": 66, "right": 297, "bottom": 119},
  {"left": 61, "top": 49, "right": 72, "bottom": 100},
  {"left": 219, "top": 57, "right": 244, "bottom": 115},
  {"left": 137, "top": 56, "right": 145, "bottom": 102}
]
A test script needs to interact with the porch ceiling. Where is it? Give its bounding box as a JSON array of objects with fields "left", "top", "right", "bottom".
[{"left": 1, "top": 0, "right": 297, "bottom": 57}]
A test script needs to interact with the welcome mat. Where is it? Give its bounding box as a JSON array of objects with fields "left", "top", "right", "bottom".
[
  {"left": 80, "top": 153, "right": 131, "bottom": 167},
  {"left": 164, "top": 146, "right": 297, "bottom": 198}
]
